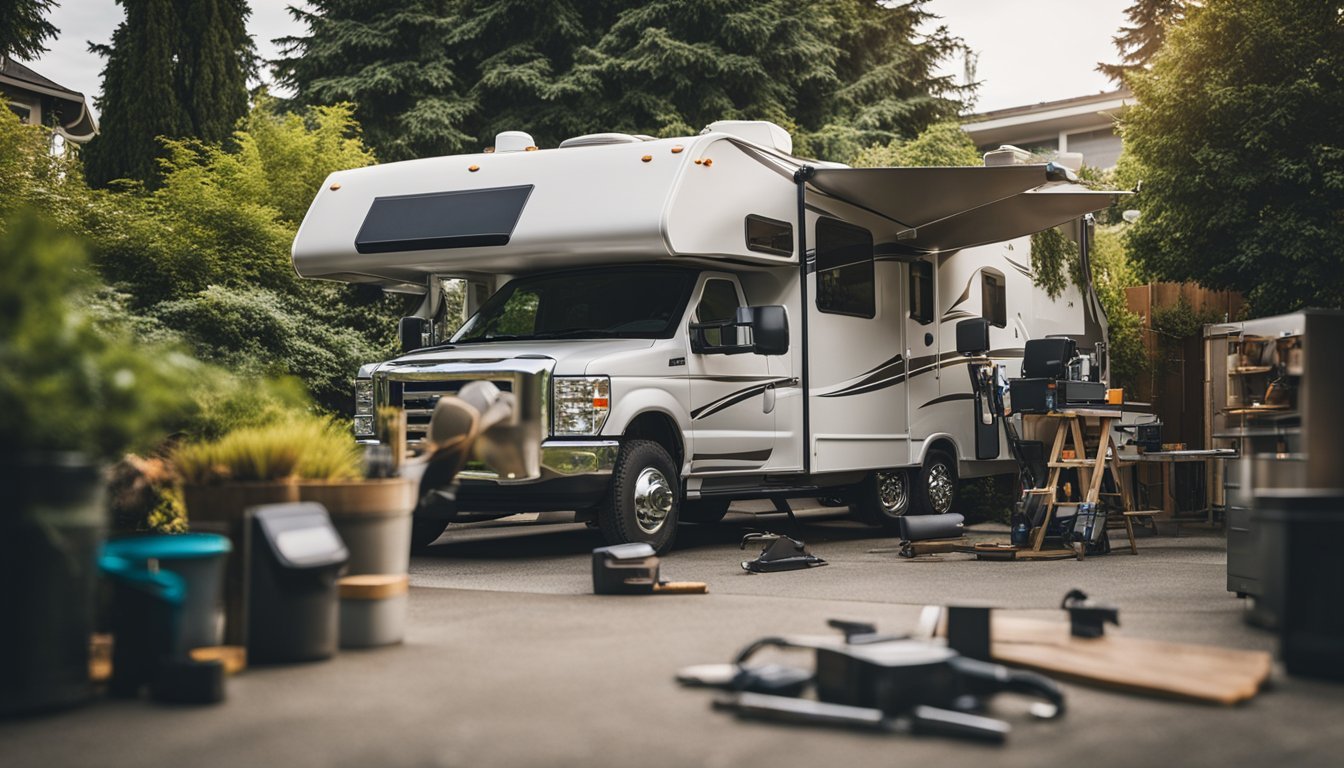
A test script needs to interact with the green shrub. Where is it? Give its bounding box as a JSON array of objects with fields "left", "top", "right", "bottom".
[{"left": 0, "top": 212, "right": 199, "bottom": 459}]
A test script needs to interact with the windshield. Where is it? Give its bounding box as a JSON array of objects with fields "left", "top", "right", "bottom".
[{"left": 451, "top": 267, "right": 697, "bottom": 343}]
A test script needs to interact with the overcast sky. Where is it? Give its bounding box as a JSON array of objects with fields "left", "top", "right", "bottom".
[{"left": 28, "top": 0, "right": 1130, "bottom": 123}]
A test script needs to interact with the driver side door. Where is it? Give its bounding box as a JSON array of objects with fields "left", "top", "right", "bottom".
[{"left": 686, "top": 275, "right": 777, "bottom": 474}]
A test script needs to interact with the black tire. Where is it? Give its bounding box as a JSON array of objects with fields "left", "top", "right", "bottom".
[
  {"left": 852, "top": 469, "right": 912, "bottom": 530},
  {"left": 597, "top": 440, "right": 680, "bottom": 553},
  {"left": 681, "top": 498, "right": 731, "bottom": 524},
  {"left": 410, "top": 515, "right": 447, "bottom": 552},
  {"left": 912, "top": 449, "right": 958, "bottom": 516}
]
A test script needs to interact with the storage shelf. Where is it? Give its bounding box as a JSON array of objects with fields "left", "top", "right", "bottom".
[{"left": 1225, "top": 405, "right": 1291, "bottom": 415}]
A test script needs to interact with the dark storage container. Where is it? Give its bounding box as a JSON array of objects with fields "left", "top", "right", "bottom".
[
  {"left": 1, "top": 455, "right": 105, "bottom": 717},
  {"left": 1254, "top": 489, "right": 1344, "bottom": 681},
  {"left": 245, "top": 503, "right": 349, "bottom": 664},
  {"left": 101, "top": 534, "right": 231, "bottom": 652}
]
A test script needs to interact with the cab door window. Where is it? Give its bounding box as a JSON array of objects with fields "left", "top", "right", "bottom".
[{"left": 696, "top": 279, "right": 742, "bottom": 347}]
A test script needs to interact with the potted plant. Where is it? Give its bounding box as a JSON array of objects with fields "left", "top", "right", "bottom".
[
  {"left": 0, "top": 214, "right": 198, "bottom": 716},
  {"left": 293, "top": 416, "right": 416, "bottom": 576},
  {"left": 172, "top": 419, "right": 314, "bottom": 644}
]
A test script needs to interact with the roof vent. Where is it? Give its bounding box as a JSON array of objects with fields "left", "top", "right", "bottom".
[
  {"left": 495, "top": 131, "right": 536, "bottom": 153},
  {"left": 702, "top": 121, "right": 792, "bottom": 155},
  {"left": 983, "top": 144, "right": 1033, "bottom": 166},
  {"left": 558, "top": 133, "right": 648, "bottom": 148}
]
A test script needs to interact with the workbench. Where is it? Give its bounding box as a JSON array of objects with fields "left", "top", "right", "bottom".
[
  {"left": 1126, "top": 449, "right": 1236, "bottom": 527},
  {"left": 1023, "top": 408, "right": 1158, "bottom": 556}
]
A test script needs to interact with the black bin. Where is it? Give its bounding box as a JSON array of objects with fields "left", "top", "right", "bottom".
[
  {"left": 246, "top": 503, "right": 349, "bottom": 664},
  {"left": 1254, "top": 489, "right": 1344, "bottom": 681}
]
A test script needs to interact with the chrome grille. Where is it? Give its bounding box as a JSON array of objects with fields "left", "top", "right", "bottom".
[{"left": 391, "top": 379, "right": 515, "bottom": 439}]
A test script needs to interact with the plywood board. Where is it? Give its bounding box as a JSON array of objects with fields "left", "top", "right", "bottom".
[{"left": 970, "top": 616, "right": 1271, "bottom": 705}]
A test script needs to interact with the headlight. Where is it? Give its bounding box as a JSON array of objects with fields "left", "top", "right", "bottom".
[
  {"left": 553, "top": 377, "right": 610, "bottom": 436},
  {"left": 354, "top": 379, "right": 375, "bottom": 438}
]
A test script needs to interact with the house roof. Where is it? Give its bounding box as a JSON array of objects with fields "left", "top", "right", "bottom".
[
  {"left": 0, "top": 57, "right": 98, "bottom": 142},
  {"left": 961, "top": 87, "right": 1132, "bottom": 149}
]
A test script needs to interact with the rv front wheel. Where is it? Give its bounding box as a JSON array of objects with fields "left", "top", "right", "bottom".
[
  {"left": 598, "top": 440, "right": 679, "bottom": 553},
  {"left": 914, "top": 449, "right": 958, "bottom": 516},
  {"left": 853, "top": 470, "right": 911, "bottom": 529}
]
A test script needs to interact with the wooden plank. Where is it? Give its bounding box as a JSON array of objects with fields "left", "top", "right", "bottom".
[{"left": 973, "top": 616, "right": 1272, "bottom": 705}]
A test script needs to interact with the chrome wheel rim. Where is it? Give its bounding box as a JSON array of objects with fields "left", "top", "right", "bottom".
[
  {"left": 633, "top": 467, "right": 675, "bottom": 534},
  {"left": 927, "top": 463, "right": 954, "bottom": 514},
  {"left": 877, "top": 471, "right": 909, "bottom": 516}
]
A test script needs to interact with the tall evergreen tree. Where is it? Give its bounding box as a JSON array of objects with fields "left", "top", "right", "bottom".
[
  {"left": 274, "top": 1, "right": 469, "bottom": 161},
  {"left": 84, "top": 0, "right": 253, "bottom": 187},
  {"left": 0, "top": 0, "right": 59, "bottom": 61},
  {"left": 180, "top": 0, "right": 255, "bottom": 143},
  {"left": 84, "top": 0, "right": 190, "bottom": 187},
  {"left": 446, "top": 0, "right": 619, "bottom": 149},
  {"left": 561, "top": 0, "right": 968, "bottom": 160},
  {"left": 1096, "top": 0, "right": 1187, "bottom": 85},
  {"left": 275, "top": 0, "right": 967, "bottom": 163}
]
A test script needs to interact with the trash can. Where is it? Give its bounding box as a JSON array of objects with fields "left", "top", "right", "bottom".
[
  {"left": 246, "top": 503, "right": 349, "bottom": 664},
  {"left": 98, "top": 548, "right": 185, "bottom": 698},
  {"left": 100, "top": 534, "right": 232, "bottom": 652},
  {"left": 1254, "top": 489, "right": 1344, "bottom": 681}
]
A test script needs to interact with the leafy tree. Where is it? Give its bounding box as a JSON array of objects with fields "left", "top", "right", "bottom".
[
  {"left": 274, "top": 0, "right": 469, "bottom": 161},
  {"left": 1097, "top": 0, "right": 1188, "bottom": 85},
  {"left": 0, "top": 0, "right": 59, "bottom": 61},
  {"left": 850, "top": 121, "right": 981, "bottom": 168},
  {"left": 86, "top": 98, "right": 406, "bottom": 411},
  {"left": 1122, "top": 0, "right": 1344, "bottom": 314},
  {"left": 0, "top": 106, "right": 87, "bottom": 231},
  {"left": 1089, "top": 225, "right": 1146, "bottom": 388},
  {"left": 84, "top": 0, "right": 254, "bottom": 187}
]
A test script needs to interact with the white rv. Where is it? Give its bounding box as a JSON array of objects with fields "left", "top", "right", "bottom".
[{"left": 292, "top": 121, "right": 1119, "bottom": 552}]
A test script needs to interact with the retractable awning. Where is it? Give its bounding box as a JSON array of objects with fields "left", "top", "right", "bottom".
[{"left": 805, "top": 164, "right": 1127, "bottom": 254}]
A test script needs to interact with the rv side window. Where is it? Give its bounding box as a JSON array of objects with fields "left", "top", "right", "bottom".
[
  {"left": 745, "top": 215, "right": 793, "bottom": 256},
  {"left": 909, "top": 260, "right": 933, "bottom": 325},
  {"left": 696, "top": 279, "right": 742, "bottom": 347},
  {"left": 982, "top": 271, "right": 1006, "bottom": 328},
  {"left": 815, "top": 218, "right": 875, "bottom": 319}
]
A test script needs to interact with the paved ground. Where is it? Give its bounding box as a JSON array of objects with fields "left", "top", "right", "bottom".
[{"left": 4, "top": 502, "right": 1342, "bottom": 767}]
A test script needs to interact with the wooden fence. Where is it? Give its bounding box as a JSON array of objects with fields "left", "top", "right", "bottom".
[{"left": 1124, "top": 283, "right": 1244, "bottom": 450}]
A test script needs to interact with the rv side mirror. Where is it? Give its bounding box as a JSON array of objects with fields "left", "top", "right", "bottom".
[
  {"left": 955, "top": 318, "right": 991, "bottom": 356},
  {"left": 747, "top": 305, "right": 788, "bottom": 356},
  {"left": 689, "top": 305, "right": 788, "bottom": 356},
  {"left": 399, "top": 316, "right": 429, "bottom": 353}
]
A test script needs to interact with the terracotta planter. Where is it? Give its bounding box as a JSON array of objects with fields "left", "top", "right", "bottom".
[
  {"left": 298, "top": 478, "right": 415, "bottom": 576},
  {"left": 182, "top": 481, "right": 299, "bottom": 645},
  {"left": 0, "top": 454, "right": 104, "bottom": 717}
]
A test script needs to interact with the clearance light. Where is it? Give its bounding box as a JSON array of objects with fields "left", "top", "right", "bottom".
[
  {"left": 329, "top": 183, "right": 341, "bottom": 191},
  {"left": 671, "top": 145, "right": 684, "bottom": 153},
  {"left": 641, "top": 155, "right": 652, "bottom": 163},
  {"left": 468, "top": 165, "right": 480, "bottom": 172},
  {"left": 702, "top": 158, "right": 713, "bottom": 167}
]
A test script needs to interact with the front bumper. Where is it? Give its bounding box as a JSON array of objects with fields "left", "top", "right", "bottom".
[
  {"left": 457, "top": 439, "right": 620, "bottom": 483},
  {"left": 449, "top": 439, "right": 621, "bottom": 513}
]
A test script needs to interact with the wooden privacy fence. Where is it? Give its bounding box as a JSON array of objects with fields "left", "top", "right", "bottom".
[{"left": 1123, "top": 283, "right": 1243, "bottom": 514}]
